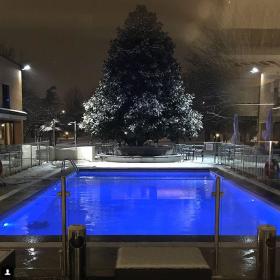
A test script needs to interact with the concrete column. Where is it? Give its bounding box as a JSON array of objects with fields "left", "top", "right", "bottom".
[
  {"left": 259, "top": 68, "right": 280, "bottom": 141},
  {"left": 14, "top": 121, "right": 23, "bottom": 144}
]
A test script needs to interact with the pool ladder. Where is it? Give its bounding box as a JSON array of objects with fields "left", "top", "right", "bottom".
[{"left": 61, "top": 159, "right": 79, "bottom": 175}]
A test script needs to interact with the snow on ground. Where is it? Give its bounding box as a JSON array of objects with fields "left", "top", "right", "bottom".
[
  {"left": 76, "top": 159, "right": 213, "bottom": 169},
  {"left": 0, "top": 163, "right": 60, "bottom": 197},
  {"left": 4, "top": 163, "right": 59, "bottom": 182}
]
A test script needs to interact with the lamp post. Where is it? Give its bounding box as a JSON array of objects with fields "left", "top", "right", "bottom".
[
  {"left": 52, "top": 119, "right": 56, "bottom": 147},
  {"left": 250, "top": 66, "right": 262, "bottom": 141},
  {"left": 53, "top": 110, "right": 66, "bottom": 147},
  {"left": 68, "top": 121, "right": 77, "bottom": 147},
  {"left": 22, "top": 64, "right": 31, "bottom": 71},
  {"left": 250, "top": 66, "right": 260, "bottom": 74},
  {"left": 20, "top": 64, "right": 31, "bottom": 144}
]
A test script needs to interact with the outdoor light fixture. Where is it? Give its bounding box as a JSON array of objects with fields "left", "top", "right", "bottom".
[
  {"left": 68, "top": 121, "right": 77, "bottom": 147},
  {"left": 250, "top": 67, "right": 260, "bottom": 74},
  {"left": 1, "top": 124, "right": 4, "bottom": 127},
  {"left": 215, "top": 133, "right": 220, "bottom": 138},
  {"left": 61, "top": 110, "right": 66, "bottom": 114},
  {"left": 22, "top": 64, "right": 31, "bottom": 71}
]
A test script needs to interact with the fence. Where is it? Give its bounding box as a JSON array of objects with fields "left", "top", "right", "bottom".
[
  {"left": 2, "top": 141, "right": 280, "bottom": 182},
  {"left": 0, "top": 142, "right": 50, "bottom": 176},
  {"left": 175, "top": 142, "right": 280, "bottom": 184},
  {"left": 94, "top": 143, "right": 118, "bottom": 156},
  {"left": 218, "top": 144, "right": 266, "bottom": 178},
  {"left": 175, "top": 144, "right": 204, "bottom": 161}
]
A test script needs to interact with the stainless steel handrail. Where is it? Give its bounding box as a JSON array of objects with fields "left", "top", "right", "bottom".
[
  {"left": 59, "top": 176, "right": 68, "bottom": 278},
  {"left": 61, "top": 159, "right": 79, "bottom": 175},
  {"left": 212, "top": 176, "right": 223, "bottom": 277},
  {"left": 69, "top": 159, "right": 79, "bottom": 173},
  {"left": 59, "top": 160, "right": 79, "bottom": 278}
]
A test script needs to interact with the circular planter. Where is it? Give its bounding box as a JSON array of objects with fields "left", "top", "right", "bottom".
[
  {"left": 119, "top": 146, "right": 173, "bottom": 156},
  {"left": 103, "top": 155, "right": 182, "bottom": 163}
]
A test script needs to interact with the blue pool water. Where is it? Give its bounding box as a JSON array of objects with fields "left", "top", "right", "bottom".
[{"left": 1, "top": 170, "right": 280, "bottom": 236}]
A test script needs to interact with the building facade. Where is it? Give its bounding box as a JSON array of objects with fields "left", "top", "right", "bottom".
[
  {"left": 219, "top": 0, "right": 280, "bottom": 143},
  {"left": 0, "top": 56, "right": 26, "bottom": 144}
]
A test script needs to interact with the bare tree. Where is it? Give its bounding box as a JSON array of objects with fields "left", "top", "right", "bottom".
[{"left": 184, "top": 27, "right": 235, "bottom": 140}]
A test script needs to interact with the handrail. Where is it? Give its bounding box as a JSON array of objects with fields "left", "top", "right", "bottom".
[
  {"left": 69, "top": 159, "right": 79, "bottom": 173},
  {"left": 61, "top": 159, "right": 79, "bottom": 175},
  {"left": 60, "top": 176, "right": 68, "bottom": 278}
]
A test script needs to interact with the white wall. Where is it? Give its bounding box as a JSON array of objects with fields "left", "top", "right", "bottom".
[{"left": 53, "top": 146, "right": 95, "bottom": 161}]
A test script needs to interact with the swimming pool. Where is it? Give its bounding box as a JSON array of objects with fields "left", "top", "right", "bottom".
[{"left": 0, "top": 169, "right": 280, "bottom": 236}]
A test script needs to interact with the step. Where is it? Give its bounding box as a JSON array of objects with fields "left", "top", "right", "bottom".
[{"left": 116, "top": 247, "right": 212, "bottom": 280}]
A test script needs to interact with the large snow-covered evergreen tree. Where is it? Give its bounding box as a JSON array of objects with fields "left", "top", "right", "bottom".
[{"left": 81, "top": 5, "right": 202, "bottom": 145}]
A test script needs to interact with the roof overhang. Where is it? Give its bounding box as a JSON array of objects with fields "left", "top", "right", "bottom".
[
  {"left": 0, "top": 108, "right": 27, "bottom": 121},
  {"left": 226, "top": 54, "right": 280, "bottom": 68}
]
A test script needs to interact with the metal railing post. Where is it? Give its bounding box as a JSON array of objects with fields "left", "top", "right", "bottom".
[
  {"left": 60, "top": 176, "right": 68, "bottom": 278},
  {"left": 214, "top": 146, "right": 216, "bottom": 164},
  {"left": 257, "top": 225, "right": 276, "bottom": 280},
  {"left": 241, "top": 152, "right": 244, "bottom": 174},
  {"left": 8, "top": 152, "right": 11, "bottom": 175},
  {"left": 30, "top": 145, "right": 33, "bottom": 167},
  {"left": 255, "top": 154, "right": 258, "bottom": 178},
  {"left": 47, "top": 144, "right": 50, "bottom": 162},
  {"left": 74, "top": 121, "right": 77, "bottom": 147},
  {"left": 233, "top": 146, "right": 236, "bottom": 170},
  {"left": 20, "top": 145, "right": 23, "bottom": 172},
  {"left": 261, "top": 155, "right": 265, "bottom": 179},
  {"left": 38, "top": 141, "right": 41, "bottom": 165},
  {"left": 68, "top": 225, "right": 87, "bottom": 280},
  {"left": 213, "top": 176, "right": 223, "bottom": 276}
]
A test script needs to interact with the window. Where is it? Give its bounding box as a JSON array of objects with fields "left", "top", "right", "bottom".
[{"left": 2, "top": 84, "right": 10, "bottom": 109}]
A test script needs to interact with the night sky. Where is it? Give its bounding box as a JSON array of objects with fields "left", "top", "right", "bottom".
[{"left": 0, "top": 0, "right": 219, "bottom": 97}]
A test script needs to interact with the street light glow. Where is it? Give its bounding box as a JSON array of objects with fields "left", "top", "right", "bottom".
[
  {"left": 250, "top": 67, "right": 259, "bottom": 74},
  {"left": 22, "top": 64, "right": 31, "bottom": 71}
]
